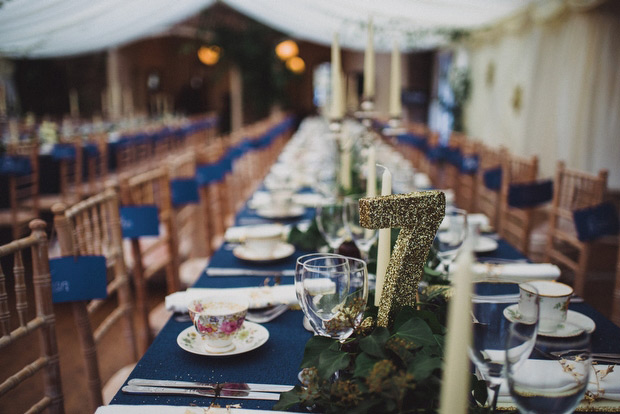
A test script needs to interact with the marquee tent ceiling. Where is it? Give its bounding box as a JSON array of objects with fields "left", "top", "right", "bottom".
[{"left": 0, "top": 0, "right": 537, "bottom": 58}]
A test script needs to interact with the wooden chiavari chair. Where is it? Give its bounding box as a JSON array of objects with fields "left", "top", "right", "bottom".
[
  {"left": 81, "top": 134, "right": 109, "bottom": 197},
  {"left": 0, "top": 220, "right": 64, "bottom": 414},
  {"left": 497, "top": 153, "right": 539, "bottom": 257},
  {"left": 119, "top": 167, "right": 180, "bottom": 354},
  {"left": 197, "top": 142, "right": 231, "bottom": 251},
  {"left": 37, "top": 140, "right": 84, "bottom": 211},
  {"left": 544, "top": 161, "right": 609, "bottom": 296},
  {"left": 475, "top": 144, "right": 506, "bottom": 230},
  {"left": 426, "top": 131, "right": 445, "bottom": 189},
  {"left": 52, "top": 189, "right": 138, "bottom": 411},
  {"left": 612, "top": 242, "right": 620, "bottom": 327},
  {"left": 444, "top": 131, "right": 466, "bottom": 194},
  {"left": 455, "top": 139, "right": 481, "bottom": 214},
  {"left": 168, "top": 151, "right": 209, "bottom": 287},
  {"left": 0, "top": 142, "right": 39, "bottom": 238}
]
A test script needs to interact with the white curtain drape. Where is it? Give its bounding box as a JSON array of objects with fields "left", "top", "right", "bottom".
[{"left": 464, "top": 3, "right": 620, "bottom": 188}]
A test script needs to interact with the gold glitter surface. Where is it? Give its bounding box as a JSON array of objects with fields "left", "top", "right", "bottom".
[{"left": 359, "top": 190, "right": 445, "bottom": 327}]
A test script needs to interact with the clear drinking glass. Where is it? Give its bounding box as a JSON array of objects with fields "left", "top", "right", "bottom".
[
  {"left": 316, "top": 202, "right": 346, "bottom": 252},
  {"left": 506, "top": 323, "right": 591, "bottom": 414},
  {"left": 342, "top": 195, "right": 377, "bottom": 263},
  {"left": 433, "top": 207, "right": 468, "bottom": 276},
  {"left": 300, "top": 256, "right": 368, "bottom": 340},
  {"left": 295, "top": 253, "right": 346, "bottom": 315},
  {"left": 468, "top": 280, "right": 539, "bottom": 413}
]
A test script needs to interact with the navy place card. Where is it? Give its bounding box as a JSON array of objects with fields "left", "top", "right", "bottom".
[
  {"left": 49, "top": 256, "right": 107, "bottom": 303},
  {"left": 574, "top": 202, "right": 619, "bottom": 241},
  {"left": 119, "top": 205, "right": 160, "bottom": 238},
  {"left": 170, "top": 178, "right": 200, "bottom": 207}
]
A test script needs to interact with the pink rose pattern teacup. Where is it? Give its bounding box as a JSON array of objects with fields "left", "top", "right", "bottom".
[{"left": 188, "top": 295, "right": 249, "bottom": 352}]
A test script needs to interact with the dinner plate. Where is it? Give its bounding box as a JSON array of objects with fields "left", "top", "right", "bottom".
[
  {"left": 176, "top": 322, "right": 269, "bottom": 356},
  {"left": 233, "top": 242, "right": 295, "bottom": 262},
  {"left": 503, "top": 304, "right": 596, "bottom": 337},
  {"left": 474, "top": 236, "right": 499, "bottom": 253},
  {"left": 256, "top": 205, "right": 305, "bottom": 219}
]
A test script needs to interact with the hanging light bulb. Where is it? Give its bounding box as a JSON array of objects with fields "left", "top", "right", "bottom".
[
  {"left": 197, "top": 45, "right": 221, "bottom": 66},
  {"left": 275, "top": 40, "right": 298, "bottom": 61},
  {"left": 286, "top": 56, "right": 305, "bottom": 74}
]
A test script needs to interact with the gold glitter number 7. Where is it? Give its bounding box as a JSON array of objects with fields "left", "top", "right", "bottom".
[{"left": 359, "top": 190, "right": 445, "bottom": 327}]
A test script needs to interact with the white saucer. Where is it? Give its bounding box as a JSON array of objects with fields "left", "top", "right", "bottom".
[
  {"left": 503, "top": 304, "right": 596, "bottom": 337},
  {"left": 256, "top": 205, "right": 305, "bottom": 219},
  {"left": 233, "top": 242, "right": 295, "bottom": 262},
  {"left": 177, "top": 322, "right": 269, "bottom": 356},
  {"left": 475, "top": 236, "right": 499, "bottom": 253}
]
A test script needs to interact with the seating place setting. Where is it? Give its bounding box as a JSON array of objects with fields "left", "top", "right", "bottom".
[{"left": 1, "top": 2, "right": 620, "bottom": 414}]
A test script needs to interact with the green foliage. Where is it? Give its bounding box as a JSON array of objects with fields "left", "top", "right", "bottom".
[
  {"left": 287, "top": 219, "right": 326, "bottom": 251},
  {"left": 274, "top": 303, "right": 492, "bottom": 414}
]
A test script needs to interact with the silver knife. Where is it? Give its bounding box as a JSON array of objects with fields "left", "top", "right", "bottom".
[
  {"left": 122, "top": 385, "right": 282, "bottom": 401},
  {"left": 207, "top": 267, "right": 295, "bottom": 277},
  {"left": 128, "top": 378, "right": 294, "bottom": 393}
]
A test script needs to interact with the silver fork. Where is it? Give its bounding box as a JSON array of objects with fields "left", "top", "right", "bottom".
[{"left": 245, "top": 304, "right": 289, "bottom": 323}]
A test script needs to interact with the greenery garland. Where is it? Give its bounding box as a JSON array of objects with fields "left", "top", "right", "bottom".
[{"left": 274, "top": 287, "right": 490, "bottom": 413}]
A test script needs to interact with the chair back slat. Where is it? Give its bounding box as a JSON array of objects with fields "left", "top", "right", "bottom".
[{"left": 0, "top": 220, "right": 64, "bottom": 414}]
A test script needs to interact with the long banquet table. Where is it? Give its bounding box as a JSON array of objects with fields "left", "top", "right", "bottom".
[{"left": 109, "top": 183, "right": 620, "bottom": 412}]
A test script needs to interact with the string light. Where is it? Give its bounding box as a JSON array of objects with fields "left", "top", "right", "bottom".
[
  {"left": 286, "top": 56, "right": 305, "bottom": 74},
  {"left": 275, "top": 40, "right": 298, "bottom": 61},
  {"left": 197, "top": 45, "right": 221, "bottom": 66}
]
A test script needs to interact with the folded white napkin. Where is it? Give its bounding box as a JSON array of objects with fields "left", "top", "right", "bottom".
[
  {"left": 224, "top": 224, "right": 285, "bottom": 243},
  {"left": 165, "top": 285, "right": 298, "bottom": 312},
  {"left": 497, "top": 361, "right": 620, "bottom": 402},
  {"left": 292, "top": 193, "right": 329, "bottom": 207},
  {"left": 472, "top": 263, "right": 561, "bottom": 281},
  {"left": 95, "top": 405, "right": 301, "bottom": 414}
]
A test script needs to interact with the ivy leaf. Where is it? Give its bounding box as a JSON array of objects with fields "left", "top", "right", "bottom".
[
  {"left": 354, "top": 352, "right": 380, "bottom": 378},
  {"left": 273, "top": 386, "right": 304, "bottom": 411},
  {"left": 300, "top": 336, "right": 337, "bottom": 369},
  {"left": 411, "top": 309, "right": 445, "bottom": 335},
  {"left": 407, "top": 353, "right": 442, "bottom": 381},
  {"left": 392, "top": 306, "right": 417, "bottom": 332},
  {"left": 318, "top": 347, "right": 350, "bottom": 379},
  {"left": 359, "top": 327, "right": 390, "bottom": 358},
  {"left": 394, "top": 317, "right": 436, "bottom": 348}
]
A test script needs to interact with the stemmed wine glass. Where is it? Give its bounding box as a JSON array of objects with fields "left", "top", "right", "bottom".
[
  {"left": 468, "top": 279, "right": 539, "bottom": 413},
  {"left": 433, "top": 207, "right": 468, "bottom": 276},
  {"left": 342, "top": 195, "right": 378, "bottom": 263},
  {"left": 299, "top": 255, "right": 368, "bottom": 340},
  {"left": 506, "top": 323, "right": 591, "bottom": 414},
  {"left": 316, "top": 202, "right": 346, "bottom": 252}
]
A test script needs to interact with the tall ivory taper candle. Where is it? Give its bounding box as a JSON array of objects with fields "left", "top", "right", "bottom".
[
  {"left": 366, "top": 146, "right": 376, "bottom": 198},
  {"left": 438, "top": 244, "right": 474, "bottom": 414},
  {"left": 374, "top": 166, "right": 391, "bottom": 306},
  {"left": 389, "top": 41, "right": 402, "bottom": 119},
  {"left": 363, "top": 18, "right": 375, "bottom": 100},
  {"left": 330, "top": 33, "right": 344, "bottom": 120}
]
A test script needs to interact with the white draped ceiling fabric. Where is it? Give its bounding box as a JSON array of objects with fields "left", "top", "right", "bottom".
[{"left": 0, "top": 0, "right": 534, "bottom": 57}]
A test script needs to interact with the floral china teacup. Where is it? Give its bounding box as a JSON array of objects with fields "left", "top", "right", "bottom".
[
  {"left": 188, "top": 295, "right": 249, "bottom": 353},
  {"left": 519, "top": 280, "right": 572, "bottom": 333}
]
